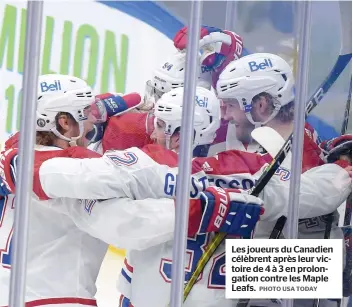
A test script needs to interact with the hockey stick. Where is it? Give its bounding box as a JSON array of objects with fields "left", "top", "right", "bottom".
[
  {"left": 342, "top": 78, "right": 352, "bottom": 227},
  {"left": 182, "top": 3, "right": 352, "bottom": 303},
  {"left": 313, "top": 77, "right": 352, "bottom": 307},
  {"left": 341, "top": 78, "right": 352, "bottom": 136}
]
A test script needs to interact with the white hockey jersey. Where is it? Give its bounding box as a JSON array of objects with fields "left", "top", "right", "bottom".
[
  {"left": 35, "top": 144, "right": 351, "bottom": 223},
  {"left": 0, "top": 145, "right": 108, "bottom": 307},
  {"left": 32, "top": 144, "right": 350, "bottom": 307},
  {"left": 2, "top": 140, "right": 350, "bottom": 307}
]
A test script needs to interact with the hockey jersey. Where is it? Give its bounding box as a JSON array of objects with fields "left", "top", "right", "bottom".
[
  {"left": 1, "top": 124, "right": 350, "bottom": 307},
  {"left": 0, "top": 142, "right": 108, "bottom": 307}
]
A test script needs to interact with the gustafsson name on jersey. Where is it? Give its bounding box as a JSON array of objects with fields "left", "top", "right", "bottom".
[{"left": 164, "top": 172, "right": 257, "bottom": 198}]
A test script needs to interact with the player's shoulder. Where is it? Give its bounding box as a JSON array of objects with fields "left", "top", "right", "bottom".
[
  {"left": 102, "top": 112, "right": 152, "bottom": 152},
  {"left": 141, "top": 144, "right": 178, "bottom": 167},
  {"left": 102, "top": 144, "right": 178, "bottom": 169},
  {"left": 33, "top": 146, "right": 99, "bottom": 163},
  {"left": 65, "top": 146, "right": 101, "bottom": 158},
  {"left": 192, "top": 149, "right": 269, "bottom": 175}
]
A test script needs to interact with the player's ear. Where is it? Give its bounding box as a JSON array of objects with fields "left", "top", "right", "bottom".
[
  {"left": 171, "top": 130, "right": 180, "bottom": 150},
  {"left": 56, "top": 114, "right": 71, "bottom": 133},
  {"left": 252, "top": 95, "right": 269, "bottom": 119},
  {"left": 258, "top": 95, "right": 269, "bottom": 115}
]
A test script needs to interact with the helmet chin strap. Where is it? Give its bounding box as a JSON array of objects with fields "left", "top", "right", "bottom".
[
  {"left": 165, "top": 134, "right": 172, "bottom": 150},
  {"left": 51, "top": 121, "right": 85, "bottom": 147}
]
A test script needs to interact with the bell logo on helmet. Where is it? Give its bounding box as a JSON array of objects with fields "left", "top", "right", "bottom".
[
  {"left": 40, "top": 80, "right": 62, "bottom": 92},
  {"left": 195, "top": 96, "right": 208, "bottom": 108},
  {"left": 248, "top": 59, "right": 273, "bottom": 72}
]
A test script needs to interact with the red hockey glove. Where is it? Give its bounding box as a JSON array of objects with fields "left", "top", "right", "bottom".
[
  {"left": 320, "top": 135, "right": 352, "bottom": 164},
  {"left": 188, "top": 187, "right": 264, "bottom": 238},
  {"left": 174, "top": 25, "right": 243, "bottom": 72}
]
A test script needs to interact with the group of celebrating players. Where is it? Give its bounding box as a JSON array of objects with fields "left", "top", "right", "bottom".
[{"left": 0, "top": 25, "right": 351, "bottom": 307}]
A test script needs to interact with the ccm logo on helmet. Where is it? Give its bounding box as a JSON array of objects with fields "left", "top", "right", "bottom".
[
  {"left": 195, "top": 96, "right": 208, "bottom": 108},
  {"left": 248, "top": 59, "right": 273, "bottom": 72},
  {"left": 40, "top": 80, "right": 62, "bottom": 93},
  {"left": 162, "top": 62, "right": 173, "bottom": 71}
]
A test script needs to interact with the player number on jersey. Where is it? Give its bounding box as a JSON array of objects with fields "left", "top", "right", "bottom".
[
  {"left": 106, "top": 151, "right": 138, "bottom": 167},
  {"left": 0, "top": 197, "right": 13, "bottom": 268},
  {"left": 159, "top": 234, "right": 225, "bottom": 288}
]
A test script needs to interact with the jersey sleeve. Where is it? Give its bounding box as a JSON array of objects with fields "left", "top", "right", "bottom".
[
  {"left": 39, "top": 145, "right": 351, "bottom": 224},
  {"left": 51, "top": 196, "right": 175, "bottom": 250},
  {"left": 39, "top": 155, "right": 128, "bottom": 199},
  {"left": 118, "top": 253, "right": 134, "bottom": 307},
  {"left": 0, "top": 147, "right": 18, "bottom": 193},
  {"left": 260, "top": 163, "right": 352, "bottom": 222},
  {"left": 38, "top": 146, "right": 177, "bottom": 200},
  {"left": 102, "top": 113, "right": 153, "bottom": 152}
]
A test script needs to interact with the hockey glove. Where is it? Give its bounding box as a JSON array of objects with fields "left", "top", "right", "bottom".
[
  {"left": 320, "top": 134, "right": 352, "bottom": 163},
  {"left": 86, "top": 93, "right": 142, "bottom": 144},
  {"left": 174, "top": 25, "right": 243, "bottom": 72},
  {"left": 90, "top": 93, "right": 142, "bottom": 123},
  {"left": 188, "top": 187, "right": 264, "bottom": 238}
]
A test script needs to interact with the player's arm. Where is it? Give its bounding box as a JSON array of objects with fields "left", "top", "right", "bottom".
[
  {"left": 0, "top": 147, "right": 18, "bottom": 195},
  {"left": 261, "top": 161, "right": 351, "bottom": 221},
  {"left": 38, "top": 146, "right": 174, "bottom": 200},
  {"left": 38, "top": 142, "right": 351, "bottom": 224},
  {"left": 38, "top": 154, "right": 134, "bottom": 200},
  {"left": 263, "top": 134, "right": 352, "bottom": 221},
  {"left": 189, "top": 150, "right": 352, "bottom": 222},
  {"left": 53, "top": 197, "right": 176, "bottom": 250},
  {"left": 51, "top": 186, "right": 263, "bottom": 250}
]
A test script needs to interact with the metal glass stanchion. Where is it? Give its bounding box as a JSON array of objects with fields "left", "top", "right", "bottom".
[
  {"left": 8, "top": 2, "right": 44, "bottom": 307},
  {"left": 169, "top": 1, "right": 203, "bottom": 306}
]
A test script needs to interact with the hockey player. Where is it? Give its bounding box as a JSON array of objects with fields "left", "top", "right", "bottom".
[
  {"left": 5, "top": 82, "right": 346, "bottom": 307},
  {"left": 115, "top": 68, "right": 352, "bottom": 305},
  {"left": 216, "top": 53, "right": 352, "bottom": 240},
  {"left": 0, "top": 81, "right": 265, "bottom": 307},
  {"left": 90, "top": 25, "right": 243, "bottom": 156},
  {"left": 24, "top": 55, "right": 350, "bottom": 213},
  {"left": 172, "top": 25, "right": 246, "bottom": 155},
  {"left": 0, "top": 74, "right": 167, "bottom": 306},
  {"left": 0, "top": 58, "right": 350, "bottom": 306},
  {"left": 0, "top": 74, "right": 111, "bottom": 307},
  {"left": 216, "top": 53, "right": 352, "bottom": 307},
  {"left": 141, "top": 25, "right": 243, "bottom": 112},
  {"left": 3, "top": 83, "right": 349, "bottom": 307}
]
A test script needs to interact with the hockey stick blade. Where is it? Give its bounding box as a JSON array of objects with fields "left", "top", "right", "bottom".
[{"left": 183, "top": 6, "right": 352, "bottom": 304}]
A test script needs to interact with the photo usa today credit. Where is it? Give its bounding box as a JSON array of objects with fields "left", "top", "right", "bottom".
[{"left": 225, "top": 239, "right": 343, "bottom": 299}]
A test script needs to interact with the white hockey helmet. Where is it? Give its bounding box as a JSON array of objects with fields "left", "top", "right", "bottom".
[
  {"left": 154, "top": 86, "right": 221, "bottom": 149},
  {"left": 217, "top": 53, "right": 295, "bottom": 126},
  {"left": 142, "top": 51, "right": 212, "bottom": 111},
  {"left": 36, "top": 74, "right": 95, "bottom": 145}
]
